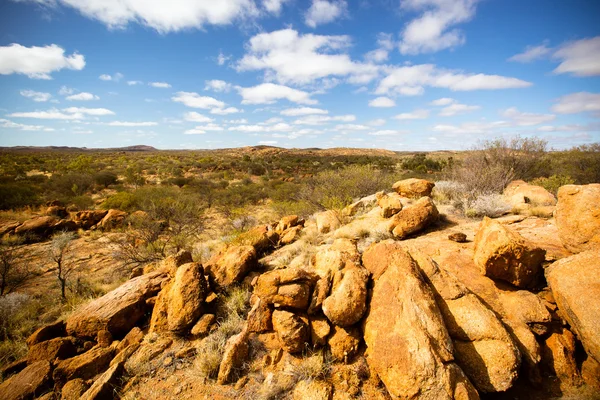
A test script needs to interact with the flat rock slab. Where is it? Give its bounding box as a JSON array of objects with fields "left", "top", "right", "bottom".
[{"left": 0, "top": 360, "right": 52, "bottom": 400}]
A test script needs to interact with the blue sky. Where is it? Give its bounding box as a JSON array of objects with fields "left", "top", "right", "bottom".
[{"left": 0, "top": 0, "right": 599, "bottom": 150}]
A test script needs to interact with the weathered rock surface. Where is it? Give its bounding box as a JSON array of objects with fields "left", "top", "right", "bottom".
[
  {"left": 234, "top": 225, "right": 279, "bottom": 253},
  {"left": 205, "top": 245, "right": 257, "bottom": 288},
  {"left": 503, "top": 180, "right": 557, "bottom": 213},
  {"left": 255, "top": 267, "right": 317, "bottom": 309},
  {"left": 474, "top": 217, "right": 546, "bottom": 288},
  {"left": 0, "top": 361, "right": 52, "bottom": 400},
  {"left": 27, "top": 337, "right": 76, "bottom": 364},
  {"left": 27, "top": 320, "right": 66, "bottom": 347},
  {"left": 392, "top": 178, "right": 435, "bottom": 198},
  {"left": 72, "top": 210, "right": 108, "bottom": 229},
  {"left": 279, "top": 226, "right": 302, "bottom": 246},
  {"left": 276, "top": 215, "right": 299, "bottom": 233},
  {"left": 322, "top": 261, "right": 369, "bottom": 327},
  {"left": 363, "top": 247, "right": 478, "bottom": 399},
  {"left": 307, "top": 270, "right": 332, "bottom": 315},
  {"left": 272, "top": 310, "right": 309, "bottom": 354},
  {"left": 309, "top": 316, "right": 330, "bottom": 347},
  {"left": 448, "top": 232, "right": 467, "bottom": 243},
  {"left": 500, "top": 290, "right": 551, "bottom": 335},
  {"left": 217, "top": 329, "right": 250, "bottom": 385},
  {"left": 546, "top": 250, "right": 600, "bottom": 362},
  {"left": 315, "top": 210, "right": 341, "bottom": 234},
  {"left": 53, "top": 346, "right": 114, "bottom": 385},
  {"left": 247, "top": 297, "right": 272, "bottom": 333},
  {"left": 66, "top": 270, "right": 168, "bottom": 338},
  {"left": 79, "top": 361, "right": 124, "bottom": 400},
  {"left": 96, "top": 209, "right": 127, "bottom": 230},
  {"left": 376, "top": 191, "right": 403, "bottom": 218},
  {"left": 555, "top": 184, "right": 600, "bottom": 253},
  {"left": 328, "top": 325, "right": 361, "bottom": 362},
  {"left": 191, "top": 313, "right": 216, "bottom": 337},
  {"left": 293, "top": 380, "right": 333, "bottom": 400},
  {"left": 14, "top": 216, "right": 58, "bottom": 237},
  {"left": 388, "top": 196, "right": 439, "bottom": 239},
  {"left": 341, "top": 194, "right": 378, "bottom": 217},
  {"left": 362, "top": 240, "right": 413, "bottom": 280},
  {"left": 61, "top": 379, "right": 89, "bottom": 400}
]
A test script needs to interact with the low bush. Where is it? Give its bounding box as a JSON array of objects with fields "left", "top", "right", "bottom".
[
  {"left": 530, "top": 175, "right": 575, "bottom": 195},
  {"left": 464, "top": 194, "right": 512, "bottom": 218}
]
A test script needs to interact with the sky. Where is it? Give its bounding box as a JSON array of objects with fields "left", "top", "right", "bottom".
[{"left": 0, "top": 0, "right": 599, "bottom": 151}]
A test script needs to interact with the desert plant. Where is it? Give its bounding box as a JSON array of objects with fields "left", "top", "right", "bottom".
[
  {"left": 50, "top": 231, "right": 76, "bottom": 302},
  {"left": 530, "top": 175, "right": 575, "bottom": 195},
  {"left": 0, "top": 236, "right": 34, "bottom": 297},
  {"left": 464, "top": 194, "right": 512, "bottom": 218}
]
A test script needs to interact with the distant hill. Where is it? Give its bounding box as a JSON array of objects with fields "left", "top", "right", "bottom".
[{"left": 0, "top": 145, "right": 158, "bottom": 153}]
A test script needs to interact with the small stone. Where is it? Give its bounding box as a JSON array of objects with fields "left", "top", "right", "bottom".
[{"left": 448, "top": 232, "right": 467, "bottom": 243}]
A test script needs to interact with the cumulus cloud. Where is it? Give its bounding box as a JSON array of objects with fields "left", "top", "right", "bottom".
[
  {"left": 0, "top": 43, "right": 85, "bottom": 79},
  {"left": 63, "top": 107, "right": 115, "bottom": 115},
  {"left": 238, "top": 83, "right": 317, "bottom": 105},
  {"left": 399, "top": 0, "right": 478, "bottom": 55},
  {"left": 365, "top": 33, "right": 395, "bottom": 63},
  {"left": 127, "top": 80, "right": 143, "bottom": 85},
  {"left": 393, "top": 109, "right": 430, "bottom": 120},
  {"left": 368, "top": 118, "right": 386, "bottom": 126},
  {"left": 230, "top": 122, "right": 293, "bottom": 132},
  {"left": 369, "top": 97, "right": 396, "bottom": 108},
  {"left": 237, "top": 29, "right": 379, "bottom": 86},
  {"left": 0, "top": 118, "right": 55, "bottom": 131},
  {"left": 334, "top": 124, "right": 369, "bottom": 131},
  {"left": 501, "top": 107, "right": 555, "bottom": 126},
  {"left": 149, "top": 82, "right": 171, "bottom": 88},
  {"left": 280, "top": 107, "right": 328, "bottom": 116},
  {"left": 172, "top": 92, "right": 226, "bottom": 109},
  {"left": 305, "top": 0, "right": 347, "bottom": 28},
  {"left": 508, "top": 41, "right": 551, "bottom": 63},
  {"left": 99, "top": 72, "right": 123, "bottom": 81},
  {"left": 66, "top": 92, "right": 99, "bottom": 101},
  {"left": 553, "top": 36, "right": 600, "bottom": 77},
  {"left": 262, "top": 0, "right": 289, "bottom": 15},
  {"left": 430, "top": 97, "right": 455, "bottom": 106},
  {"left": 108, "top": 121, "right": 158, "bottom": 126},
  {"left": 210, "top": 107, "right": 242, "bottom": 115},
  {"left": 184, "top": 112, "right": 213, "bottom": 122},
  {"left": 438, "top": 102, "right": 480, "bottom": 116},
  {"left": 551, "top": 92, "right": 600, "bottom": 115},
  {"left": 217, "top": 51, "right": 232, "bottom": 66},
  {"left": 204, "top": 79, "right": 232, "bottom": 92},
  {"left": 293, "top": 114, "right": 355, "bottom": 125},
  {"left": 20, "top": 90, "right": 52, "bottom": 102},
  {"left": 367, "top": 129, "right": 407, "bottom": 136},
  {"left": 58, "top": 86, "right": 75, "bottom": 95},
  {"left": 376, "top": 64, "right": 531, "bottom": 95},
  {"left": 8, "top": 109, "right": 83, "bottom": 120}
]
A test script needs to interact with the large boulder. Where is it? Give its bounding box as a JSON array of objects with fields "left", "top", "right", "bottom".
[
  {"left": 392, "top": 178, "right": 435, "bottom": 198},
  {"left": 79, "top": 361, "right": 124, "bottom": 400},
  {"left": 72, "top": 210, "right": 108, "bottom": 229},
  {"left": 412, "top": 252, "right": 521, "bottom": 392},
  {"left": 503, "top": 180, "right": 557, "bottom": 213},
  {"left": 217, "top": 328, "right": 250, "bottom": 385},
  {"left": 388, "top": 196, "right": 439, "bottom": 239},
  {"left": 272, "top": 310, "right": 309, "bottom": 354},
  {"left": 96, "top": 209, "right": 127, "bottom": 230},
  {"left": 0, "top": 361, "right": 52, "bottom": 400},
  {"left": 233, "top": 225, "right": 279, "bottom": 253},
  {"left": 27, "top": 337, "right": 77, "bottom": 364},
  {"left": 204, "top": 245, "right": 257, "bottom": 288},
  {"left": 53, "top": 346, "right": 114, "bottom": 385},
  {"left": 474, "top": 217, "right": 546, "bottom": 288},
  {"left": 540, "top": 328, "right": 582, "bottom": 388},
  {"left": 14, "top": 216, "right": 58, "bottom": 238},
  {"left": 254, "top": 267, "right": 318, "bottom": 310},
  {"left": 66, "top": 270, "right": 168, "bottom": 338},
  {"left": 375, "top": 191, "right": 403, "bottom": 218},
  {"left": 362, "top": 240, "right": 413, "bottom": 280},
  {"left": 545, "top": 250, "right": 600, "bottom": 362},
  {"left": 312, "top": 239, "right": 359, "bottom": 278},
  {"left": 315, "top": 210, "right": 341, "bottom": 234},
  {"left": 555, "top": 184, "right": 600, "bottom": 253},
  {"left": 26, "top": 320, "right": 66, "bottom": 347},
  {"left": 328, "top": 325, "right": 361, "bottom": 362},
  {"left": 363, "top": 247, "right": 478, "bottom": 399},
  {"left": 321, "top": 261, "right": 369, "bottom": 327}
]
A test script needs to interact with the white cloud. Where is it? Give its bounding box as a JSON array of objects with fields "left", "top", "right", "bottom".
[
  {"left": 393, "top": 109, "right": 430, "bottom": 120},
  {"left": 281, "top": 107, "right": 328, "bottom": 116},
  {"left": 508, "top": 41, "right": 551, "bottom": 63},
  {"left": 551, "top": 92, "right": 600, "bottom": 115},
  {"left": 59, "top": 86, "right": 75, "bottom": 95},
  {"left": 438, "top": 102, "right": 480, "bottom": 116},
  {"left": 433, "top": 120, "right": 509, "bottom": 135},
  {"left": 186, "top": 123, "right": 224, "bottom": 132},
  {"left": 217, "top": 51, "right": 232, "bottom": 66},
  {"left": 210, "top": 107, "right": 242, "bottom": 115},
  {"left": 66, "top": 92, "right": 99, "bottom": 101},
  {"left": 99, "top": 72, "right": 123, "bottom": 81},
  {"left": 99, "top": 74, "right": 112, "bottom": 81},
  {"left": 0, "top": 118, "right": 55, "bottom": 131},
  {"left": 293, "top": 114, "right": 355, "bottom": 125},
  {"left": 305, "top": 0, "right": 347, "bottom": 28},
  {"left": 20, "top": 90, "right": 52, "bottom": 102},
  {"left": 262, "top": 0, "right": 289, "bottom": 14},
  {"left": 238, "top": 83, "right": 317, "bottom": 105},
  {"left": 237, "top": 29, "right": 379, "bottom": 86},
  {"left": 149, "top": 82, "right": 171, "bottom": 88},
  {"left": 230, "top": 123, "right": 294, "bottom": 132},
  {"left": 376, "top": 64, "right": 532, "bottom": 95},
  {"left": 108, "top": 121, "right": 158, "bottom": 127},
  {"left": 365, "top": 33, "right": 395, "bottom": 63},
  {"left": 34, "top": 0, "right": 261, "bottom": 33},
  {"left": 227, "top": 118, "right": 248, "bottom": 124},
  {"left": 259, "top": 140, "right": 278, "bottom": 145},
  {"left": 0, "top": 43, "right": 85, "bottom": 79},
  {"left": 369, "top": 97, "right": 396, "bottom": 108},
  {"left": 334, "top": 124, "right": 369, "bottom": 131},
  {"left": 501, "top": 107, "right": 555, "bottom": 126},
  {"left": 399, "top": 0, "right": 478, "bottom": 55},
  {"left": 184, "top": 112, "right": 213, "bottom": 122},
  {"left": 127, "top": 80, "right": 143, "bottom": 85},
  {"left": 368, "top": 129, "right": 407, "bottom": 136},
  {"left": 172, "top": 92, "right": 226, "bottom": 109},
  {"left": 204, "top": 79, "right": 232, "bottom": 92},
  {"left": 63, "top": 107, "right": 115, "bottom": 116},
  {"left": 8, "top": 110, "right": 83, "bottom": 120},
  {"left": 430, "top": 97, "right": 454, "bottom": 106},
  {"left": 184, "top": 128, "right": 207, "bottom": 135},
  {"left": 368, "top": 118, "right": 386, "bottom": 126},
  {"left": 553, "top": 36, "right": 600, "bottom": 77},
  {"left": 537, "top": 124, "right": 599, "bottom": 133}
]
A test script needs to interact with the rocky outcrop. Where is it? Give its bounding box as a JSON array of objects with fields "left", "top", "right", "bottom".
[
  {"left": 234, "top": 225, "right": 279, "bottom": 253},
  {"left": 363, "top": 247, "right": 478, "bottom": 399},
  {"left": 388, "top": 196, "right": 439, "bottom": 239},
  {"left": 96, "top": 209, "right": 128, "bottom": 230},
  {"left": 474, "top": 217, "right": 546, "bottom": 288},
  {"left": 341, "top": 194, "right": 378, "bottom": 217},
  {"left": 315, "top": 210, "right": 341, "bottom": 234},
  {"left": 503, "top": 180, "right": 556, "bottom": 216},
  {"left": 0, "top": 361, "right": 52, "bottom": 400},
  {"left": 204, "top": 245, "right": 257, "bottom": 288},
  {"left": 255, "top": 268, "right": 318, "bottom": 310},
  {"left": 53, "top": 346, "right": 114, "bottom": 385},
  {"left": 328, "top": 325, "right": 361, "bottom": 362},
  {"left": 66, "top": 270, "right": 168, "bottom": 338},
  {"left": 14, "top": 216, "right": 58, "bottom": 238},
  {"left": 72, "top": 210, "right": 108, "bottom": 229},
  {"left": 27, "top": 337, "right": 76, "bottom": 364},
  {"left": 375, "top": 191, "right": 403, "bottom": 218},
  {"left": 275, "top": 215, "right": 300, "bottom": 233},
  {"left": 272, "top": 310, "right": 309, "bottom": 354},
  {"left": 321, "top": 261, "right": 369, "bottom": 327},
  {"left": 79, "top": 361, "right": 124, "bottom": 400},
  {"left": 217, "top": 328, "right": 250, "bottom": 385},
  {"left": 555, "top": 184, "right": 600, "bottom": 253},
  {"left": 545, "top": 250, "right": 600, "bottom": 362},
  {"left": 362, "top": 240, "right": 412, "bottom": 280},
  {"left": 392, "top": 178, "right": 435, "bottom": 198},
  {"left": 27, "top": 320, "right": 66, "bottom": 347}
]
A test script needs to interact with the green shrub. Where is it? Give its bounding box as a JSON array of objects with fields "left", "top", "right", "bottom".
[
  {"left": 93, "top": 171, "right": 119, "bottom": 188},
  {"left": 0, "top": 183, "right": 39, "bottom": 210},
  {"left": 530, "top": 175, "right": 575, "bottom": 195},
  {"left": 101, "top": 191, "right": 137, "bottom": 211}
]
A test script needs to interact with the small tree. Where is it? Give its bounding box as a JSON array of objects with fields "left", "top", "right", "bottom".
[
  {"left": 0, "top": 236, "right": 33, "bottom": 297},
  {"left": 50, "top": 232, "right": 75, "bottom": 302}
]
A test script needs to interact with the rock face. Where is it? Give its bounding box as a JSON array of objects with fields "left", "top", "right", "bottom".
[
  {"left": 362, "top": 240, "right": 412, "bottom": 280},
  {"left": 255, "top": 268, "right": 317, "bottom": 310},
  {"left": 321, "top": 262, "right": 369, "bottom": 327},
  {"left": 328, "top": 325, "right": 361, "bottom": 362},
  {"left": 205, "top": 245, "right": 257, "bottom": 288},
  {"left": 26, "top": 320, "right": 66, "bottom": 347},
  {"left": 392, "top": 178, "right": 435, "bottom": 198},
  {"left": 79, "top": 361, "right": 124, "bottom": 400},
  {"left": 363, "top": 247, "right": 478, "bottom": 399},
  {"left": 96, "top": 209, "right": 127, "bottom": 230},
  {"left": 388, "top": 197, "right": 439, "bottom": 239},
  {"left": 545, "top": 250, "right": 600, "bottom": 363},
  {"left": 315, "top": 210, "right": 341, "bottom": 234},
  {"left": 474, "top": 217, "right": 546, "bottom": 288},
  {"left": 234, "top": 226, "right": 279, "bottom": 253},
  {"left": 555, "top": 184, "right": 600, "bottom": 253},
  {"left": 53, "top": 346, "right": 114, "bottom": 385},
  {"left": 217, "top": 329, "right": 250, "bottom": 385},
  {"left": 14, "top": 216, "right": 58, "bottom": 237},
  {"left": 0, "top": 361, "right": 52, "bottom": 400},
  {"left": 413, "top": 254, "right": 521, "bottom": 393},
  {"left": 541, "top": 328, "right": 582, "bottom": 388},
  {"left": 27, "top": 337, "right": 76, "bottom": 363},
  {"left": 272, "top": 310, "right": 309, "bottom": 354},
  {"left": 376, "top": 191, "right": 403, "bottom": 218},
  {"left": 73, "top": 210, "right": 108, "bottom": 229},
  {"left": 66, "top": 270, "right": 168, "bottom": 338},
  {"left": 503, "top": 180, "right": 557, "bottom": 210}
]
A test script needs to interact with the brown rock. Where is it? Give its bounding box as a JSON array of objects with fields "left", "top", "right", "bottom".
[
  {"left": 247, "top": 298, "right": 272, "bottom": 333},
  {"left": 27, "top": 337, "right": 76, "bottom": 364},
  {"left": 376, "top": 191, "right": 403, "bottom": 218},
  {"left": 124, "top": 337, "right": 172, "bottom": 375},
  {"left": 362, "top": 240, "right": 413, "bottom": 280},
  {"left": 448, "top": 232, "right": 467, "bottom": 243},
  {"left": 500, "top": 290, "right": 551, "bottom": 335},
  {"left": 96, "top": 330, "right": 112, "bottom": 348},
  {"left": 27, "top": 320, "right": 66, "bottom": 347},
  {"left": 541, "top": 328, "right": 582, "bottom": 388},
  {"left": 363, "top": 247, "right": 478, "bottom": 400},
  {"left": 293, "top": 380, "right": 333, "bottom": 400},
  {"left": 322, "top": 262, "right": 369, "bottom": 327},
  {"left": 255, "top": 267, "right": 317, "bottom": 310},
  {"left": 110, "top": 342, "right": 140, "bottom": 368},
  {"left": 66, "top": 270, "right": 167, "bottom": 338},
  {"left": 474, "top": 217, "right": 546, "bottom": 288},
  {"left": 234, "top": 225, "right": 279, "bottom": 253},
  {"left": 341, "top": 194, "right": 378, "bottom": 217},
  {"left": 272, "top": 310, "right": 309, "bottom": 354},
  {"left": 14, "top": 216, "right": 58, "bottom": 238},
  {"left": 388, "top": 196, "right": 439, "bottom": 239},
  {"left": 307, "top": 270, "right": 332, "bottom": 315},
  {"left": 392, "top": 178, "right": 435, "bottom": 198},
  {"left": 166, "top": 262, "right": 206, "bottom": 333},
  {"left": 73, "top": 210, "right": 108, "bottom": 229},
  {"left": 315, "top": 210, "right": 341, "bottom": 234},
  {"left": 96, "top": 209, "right": 127, "bottom": 230},
  {"left": 191, "top": 314, "right": 216, "bottom": 337},
  {"left": 204, "top": 245, "right": 257, "bottom": 288},
  {"left": 53, "top": 346, "right": 114, "bottom": 385},
  {"left": 61, "top": 379, "right": 89, "bottom": 400},
  {"left": 0, "top": 361, "right": 52, "bottom": 400},
  {"left": 115, "top": 327, "right": 144, "bottom": 353},
  {"left": 328, "top": 325, "right": 361, "bottom": 362},
  {"left": 276, "top": 215, "right": 299, "bottom": 233},
  {"left": 545, "top": 250, "right": 600, "bottom": 363},
  {"left": 161, "top": 250, "right": 193, "bottom": 276},
  {"left": 279, "top": 226, "right": 302, "bottom": 246},
  {"left": 217, "top": 329, "right": 249, "bottom": 385},
  {"left": 79, "top": 361, "right": 124, "bottom": 400},
  {"left": 503, "top": 180, "right": 557, "bottom": 214},
  {"left": 0, "top": 358, "right": 27, "bottom": 379},
  {"left": 46, "top": 206, "right": 68, "bottom": 218},
  {"left": 309, "top": 316, "right": 331, "bottom": 347},
  {"left": 555, "top": 184, "right": 600, "bottom": 253}
]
